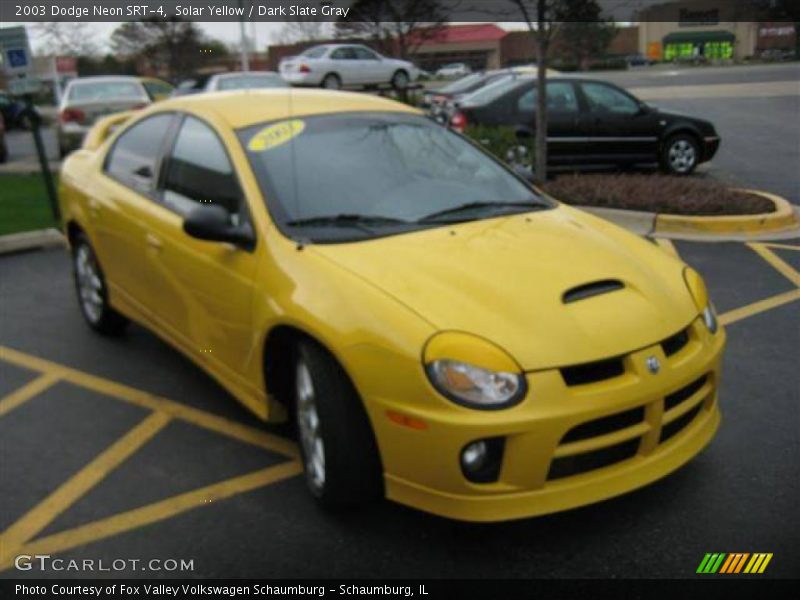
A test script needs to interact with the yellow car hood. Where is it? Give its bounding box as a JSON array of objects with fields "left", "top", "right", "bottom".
[{"left": 311, "top": 206, "right": 698, "bottom": 371}]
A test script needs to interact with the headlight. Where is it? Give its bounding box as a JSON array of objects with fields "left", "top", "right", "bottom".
[
  {"left": 702, "top": 305, "right": 718, "bottom": 334},
  {"left": 683, "top": 267, "right": 718, "bottom": 334},
  {"left": 427, "top": 360, "right": 525, "bottom": 408},
  {"left": 423, "top": 332, "right": 527, "bottom": 409}
]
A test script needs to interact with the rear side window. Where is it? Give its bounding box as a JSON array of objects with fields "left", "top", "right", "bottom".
[
  {"left": 104, "top": 114, "right": 173, "bottom": 192},
  {"left": 518, "top": 81, "right": 579, "bottom": 113},
  {"left": 331, "top": 47, "right": 356, "bottom": 60},
  {"left": 162, "top": 117, "right": 242, "bottom": 218}
]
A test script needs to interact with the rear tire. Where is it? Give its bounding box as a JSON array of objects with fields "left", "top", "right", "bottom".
[
  {"left": 293, "top": 340, "right": 383, "bottom": 508},
  {"left": 661, "top": 134, "right": 699, "bottom": 175},
  {"left": 321, "top": 73, "right": 341, "bottom": 90},
  {"left": 71, "top": 233, "right": 129, "bottom": 336}
]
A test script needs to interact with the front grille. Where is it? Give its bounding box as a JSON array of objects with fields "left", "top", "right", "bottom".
[
  {"left": 548, "top": 439, "right": 640, "bottom": 480},
  {"left": 561, "top": 406, "right": 645, "bottom": 443},
  {"left": 561, "top": 357, "right": 625, "bottom": 386},
  {"left": 661, "top": 328, "right": 690, "bottom": 357},
  {"left": 660, "top": 403, "right": 704, "bottom": 443},
  {"left": 547, "top": 372, "right": 712, "bottom": 481},
  {"left": 665, "top": 375, "right": 707, "bottom": 412}
]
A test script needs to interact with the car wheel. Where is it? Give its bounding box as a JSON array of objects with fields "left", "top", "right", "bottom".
[
  {"left": 321, "top": 74, "right": 341, "bottom": 90},
  {"left": 294, "top": 340, "right": 383, "bottom": 508},
  {"left": 72, "top": 233, "right": 129, "bottom": 336},
  {"left": 391, "top": 70, "right": 410, "bottom": 91},
  {"left": 661, "top": 134, "right": 699, "bottom": 175}
]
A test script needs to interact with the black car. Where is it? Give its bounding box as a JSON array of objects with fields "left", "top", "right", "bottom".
[
  {"left": 0, "top": 91, "right": 30, "bottom": 130},
  {"left": 449, "top": 76, "right": 721, "bottom": 175}
]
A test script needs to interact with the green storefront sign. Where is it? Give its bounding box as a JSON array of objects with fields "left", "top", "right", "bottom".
[{"left": 663, "top": 30, "right": 735, "bottom": 60}]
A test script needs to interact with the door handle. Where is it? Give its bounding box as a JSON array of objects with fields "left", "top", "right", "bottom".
[{"left": 145, "top": 233, "right": 163, "bottom": 251}]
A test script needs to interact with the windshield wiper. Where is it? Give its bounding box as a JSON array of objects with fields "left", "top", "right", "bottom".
[
  {"left": 417, "top": 201, "right": 547, "bottom": 223},
  {"left": 285, "top": 214, "right": 411, "bottom": 228}
]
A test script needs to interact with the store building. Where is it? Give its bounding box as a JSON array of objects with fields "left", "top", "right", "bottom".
[{"left": 636, "top": 1, "right": 792, "bottom": 61}]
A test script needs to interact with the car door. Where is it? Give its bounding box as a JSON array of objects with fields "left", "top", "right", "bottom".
[
  {"left": 512, "top": 81, "right": 588, "bottom": 164},
  {"left": 353, "top": 46, "right": 385, "bottom": 84},
  {"left": 142, "top": 114, "right": 259, "bottom": 382},
  {"left": 328, "top": 46, "right": 359, "bottom": 85},
  {"left": 578, "top": 81, "right": 660, "bottom": 163},
  {"left": 93, "top": 112, "right": 177, "bottom": 318}
]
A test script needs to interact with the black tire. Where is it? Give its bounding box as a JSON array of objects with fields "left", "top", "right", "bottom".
[
  {"left": 391, "top": 70, "right": 410, "bottom": 91},
  {"left": 660, "top": 133, "right": 700, "bottom": 175},
  {"left": 321, "top": 73, "right": 341, "bottom": 90},
  {"left": 293, "top": 340, "right": 383, "bottom": 508},
  {"left": 71, "top": 233, "right": 129, "bottom": 336}
]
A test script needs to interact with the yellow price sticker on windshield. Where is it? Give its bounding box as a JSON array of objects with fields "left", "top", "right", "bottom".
[{"left": 248, "top": 119, "right": 306, "bottom": 152}]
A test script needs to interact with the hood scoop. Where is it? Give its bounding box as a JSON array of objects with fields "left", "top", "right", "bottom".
[{"left": 562, "top": 279, "right": 624, "bottom": 304}]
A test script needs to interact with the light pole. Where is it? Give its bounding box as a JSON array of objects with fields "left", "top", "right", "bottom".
[{"left": 238, "top": 0, "right": 250, "bottom": 71}]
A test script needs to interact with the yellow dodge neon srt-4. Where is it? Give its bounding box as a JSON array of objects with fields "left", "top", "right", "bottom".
[{"left": 59, "top": 89, "right": 725, "bottom": 522}]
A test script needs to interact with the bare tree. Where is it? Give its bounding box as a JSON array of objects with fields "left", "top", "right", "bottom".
[
  {"left": 33, "top": 22, "right": 98, "bottom": 57},
  {"left": 510, "top": 0, "right": 564, "bottom": 183},
  {"left": 558, "top": 0, "right": 616, "bottom": 69},
  {"left": 334, "top": 0, "right": 450, "bottom": 60},
  {"left": 275, "top": 20, "right": 329, "bottom": 45}
]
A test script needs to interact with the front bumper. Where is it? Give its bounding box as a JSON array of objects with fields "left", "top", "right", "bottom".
[
  {"left": 371, "top": 317, "right": 725, "bottom": 522},
  {"left": 702, "top": 135, "right": 721, "bottom": 161}
]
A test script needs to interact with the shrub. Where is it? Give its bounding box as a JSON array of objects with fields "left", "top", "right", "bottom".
[{"left": 463, "top": 124, "right": 532, "bottom": 167}]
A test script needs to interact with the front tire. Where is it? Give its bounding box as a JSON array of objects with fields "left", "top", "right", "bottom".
[
  {"left": 294, "top": 340, "right": 383, "bottom": 508},
  {"left": 72, "top": 233, "right": 129, "bottom": 336},
  {"left": 391, "top": 70, "right": 410, "bottom": 91},
  {"left": 661, "top": 134, "right": 699, "bottom": 175}
]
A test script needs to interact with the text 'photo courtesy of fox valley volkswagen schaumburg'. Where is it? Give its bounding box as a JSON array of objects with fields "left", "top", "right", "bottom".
[{"left": 0, "top": 0, "right": 798, "bottom": 598}]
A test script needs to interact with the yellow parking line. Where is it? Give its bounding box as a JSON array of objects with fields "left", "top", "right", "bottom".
[
  {"left": 0, "top": 460, "right": 303, "bottom": 572},
  {"left": 0, "top": 372, "right": 61, "bottom": 418},
  {"left": 0, "top": 345, "right": 298, "bottom": 459},
  {"left": 0, "top": 412, "right": 171, "bottom": 566},
  {"left": 654, "top": 238, "right": 680, "bottom": 258},
  {"left": 763, "top": 242, "right": 800, "bottom": 252},
  {"left": 719, "top": 289, "right": 800, "bottom": 326},
  {"left": 748, "top": 243, "right": 800, "bottom": 286}
]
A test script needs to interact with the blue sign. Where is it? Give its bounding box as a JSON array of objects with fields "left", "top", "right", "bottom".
[{"left": 7, "top": 48, "right": 28, "bottom": 68}]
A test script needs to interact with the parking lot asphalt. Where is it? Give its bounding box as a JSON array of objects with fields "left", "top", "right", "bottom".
[{"left": 0, "top": 236, "right": 798, "bottom": 579}]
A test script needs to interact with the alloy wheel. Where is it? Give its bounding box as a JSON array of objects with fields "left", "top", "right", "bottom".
[
  {"left": 296, "top": 360, "right": 326, "bottom": 493},
  {"left": 669, "top": 139, "right": 697, "bottom": 174},
  {"left": 75, "top": 244, "right": 104, "bottom": 324}
]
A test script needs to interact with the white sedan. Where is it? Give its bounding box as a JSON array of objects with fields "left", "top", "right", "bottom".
[
  {"left": 436, "top": 63, "right": 472, "bottom": 78},
  {"left": 279, "top": 44, "right": 419, "bottom": 90}
]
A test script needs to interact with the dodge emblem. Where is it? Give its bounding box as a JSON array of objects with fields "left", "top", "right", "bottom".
[{"left": 646, "top": 356, "right": 661, "bottom": 374}]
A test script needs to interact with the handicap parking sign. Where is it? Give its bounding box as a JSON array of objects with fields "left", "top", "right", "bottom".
[{"left": 7, "top": 48, "right": 28, "bottom": 69}]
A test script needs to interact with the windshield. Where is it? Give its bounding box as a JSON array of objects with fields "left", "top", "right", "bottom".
[
  {"left": 439, "top": 72, "right": 487, "bottom": 94},
  {"left": 300, "top": 46, "right": 328, "bottom": 58},
  {"left": 461, "top": 75, "right": 530, "bottom": 106},
  {"left": 218, "top": 74, "right": 287, "bottom": 91},
  {"left": 239, "top": 112, "right": 549, "bottom": 243}
]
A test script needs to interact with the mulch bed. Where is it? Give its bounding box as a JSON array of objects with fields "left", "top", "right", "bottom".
[{"left": 541, "top": 174, "right": 775, "bottom": 216}]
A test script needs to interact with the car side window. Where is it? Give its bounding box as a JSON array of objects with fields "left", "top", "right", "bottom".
[
  {"left": 104, "top": 114, "right": 173, "bottom": 193},
  {"left": 354, "top": 47, "right": 378, "bottom": 60},
  {"left": 517, "top": 82, "right": 578, "bottom": 113},
  {"left": 331, "top": 47, "right": 356, "bottom": 60},
  {"left": 161, "top": 116, "right": 243, "bottom": 221},
  {"left": 143, "top": 81, "right": 172, "bottom": 100},
  {"left": 582, "top": 82, "right": 639, "bottom": 115}
]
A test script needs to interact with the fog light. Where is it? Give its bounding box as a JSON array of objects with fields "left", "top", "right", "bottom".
[{"left": 460, "top": 438, "right": 505, "bottom": 483}]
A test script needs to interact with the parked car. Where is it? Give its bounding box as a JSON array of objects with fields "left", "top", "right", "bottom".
[
  {"left": 450, "top": 75, "right": 721, "bottom": 175},
  {"left": 174, "top": 72, "right": 287, "bottom": 96},
  {"left": 0, "top": 113, "right": 7, "bottom": 164},
  {"left": 57, "top": 76, "right": 172, "bottom": 157},
  {"left": 60, "top": 89, "right": 724, "bottom": 521},
  {"left": 0, "top": 90, "right": 30, "bottom": 130},
  {"left": 435, "top": 62, "right": 472, "bottom": 78},
  {"left": 279, "top": 44, "right": 419, "bottom": 90},
  {"left": 625, "top": 54, "right": 654, "bottom": 67}
]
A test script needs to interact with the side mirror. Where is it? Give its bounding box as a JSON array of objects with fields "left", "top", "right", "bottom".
[
  {"left": 183, "top": 204, "right": 254, "bottom": 250},
  {"left": 515, "top": 125, "right": 534, "bottom": 140}
]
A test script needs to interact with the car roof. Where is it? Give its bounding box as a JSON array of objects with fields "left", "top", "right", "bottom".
[{"left": 154, "top": 89, "right": 420, "bottom": 128}]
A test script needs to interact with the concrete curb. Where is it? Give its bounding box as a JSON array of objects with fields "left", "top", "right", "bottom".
[
  {"left": 653, "top": 190, "right": 799, "bottom": 236},
  {"left": 0, "top": 228, "right": 66, "bottom": 255}
]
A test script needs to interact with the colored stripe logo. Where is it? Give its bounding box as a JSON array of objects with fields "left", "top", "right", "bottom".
[{"left": 697, "top": 553, "right": 773, "bottom": 574}]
